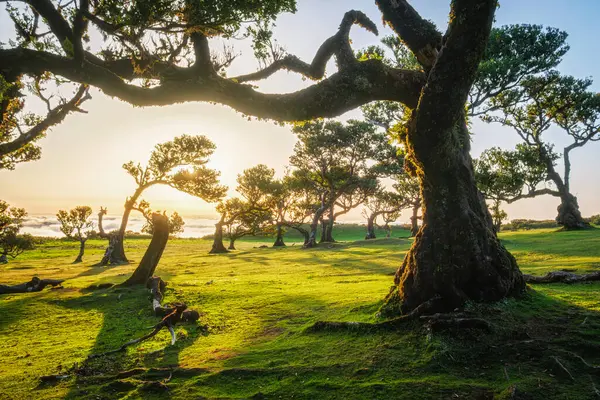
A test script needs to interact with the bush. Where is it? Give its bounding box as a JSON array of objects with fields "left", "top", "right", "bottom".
[
  {"left": 586, "top": 214, "right": 600, "bottom": 225},
  {"left": 502, "top": 219, "right": 558, "bottom": 231}
]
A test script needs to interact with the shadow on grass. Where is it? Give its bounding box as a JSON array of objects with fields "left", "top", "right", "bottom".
[
  {"left": 38, "top": 284, "right": 205, "bottom": 398},
  {"left": 160, "top": 285, "right": 600, "bottom": 400}
]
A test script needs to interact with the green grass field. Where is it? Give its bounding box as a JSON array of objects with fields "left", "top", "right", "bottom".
[{"left": 0, "top": 226, "right": 599, "bottom": 399}]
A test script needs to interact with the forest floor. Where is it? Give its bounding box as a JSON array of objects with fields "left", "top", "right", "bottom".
[{"left": 0, "top": 226, "right": 599, "bottom": 399}]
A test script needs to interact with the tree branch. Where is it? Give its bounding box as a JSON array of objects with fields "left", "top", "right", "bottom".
[
  {"left": 503, "top": 188, "right": 560, "bottom": 204},
  {"left": 1, "top": 48, "right": 423, "bottom": 120},
  {"left": 0, "top": 85, "right": 91, "bottom": 157},
  {"left": 375, "top": 0, "right": 442, "bottom": 68},
  {"left": 232, "top": 10, "right": 378, "bottom": 83}
]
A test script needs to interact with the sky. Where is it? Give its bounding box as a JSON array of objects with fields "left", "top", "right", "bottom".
[{"left": 1, "top": 0, "right": 599, "bottom": 229}]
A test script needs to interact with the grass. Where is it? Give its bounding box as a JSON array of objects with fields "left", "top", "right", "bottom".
[{"left": 0, "top": 226, "right": 599, "bottom": 399}]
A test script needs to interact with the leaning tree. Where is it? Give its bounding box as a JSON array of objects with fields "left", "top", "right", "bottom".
[
  {"left": 99, "top": 134, "right": 226, "bottom": 265},
  {"left": 2, "top": 0, "right": 550, "bottom": 312},
  {"left": 484, "top": 72, "right": 600, "bottom": 230},
  {"left": 56, "top": 205, "right": 94, "bottom": 263}
]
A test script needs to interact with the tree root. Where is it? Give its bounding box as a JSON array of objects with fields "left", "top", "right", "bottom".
[
  {"left": 524, "top": 271, "right": 600, "bottom": 284},
  {"left": 0, "top": 277, "right": 64, "bottom": 295},
  {"left": 306, "top": 298, "right": 493, "bottom": 334}
]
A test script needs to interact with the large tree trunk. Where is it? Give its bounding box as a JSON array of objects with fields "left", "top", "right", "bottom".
[
  {"left": 97, "top": 208, "right": 128, "bottom": 265},
  {"left": 273, "top": 223, "right": 286, "bottom": 247},
  {"left": 365, "top": 213, "right": 378, "bottom": 240},
  {"left": 74, "top": 239, "right": 86, "bottom": 263},
  {"left": 228, "top": 237, "right": 236, "bottom": 250},
  {"left": 381, "top": 0, "right": 525, "bottom": 314},
  {"left": 556, "top": 192, "right": 589, "bottom": 230},
  {"left": 322, "top": 213, "right": 335, "bottom": 243},
  {"left": 305, "top": 203, "right": 327, "bottom": 248},
  {"left": 209, "top": 220, "right": 228, "bottom": 254},
  {"left": 410, "top": 199, "right": 420, "bottom": 237},
  {"left": 384, "top": 117, "right": 525, "bottom": 314},
  {"left": 122, "top": 213, "right": 169, "bottom": 286}
]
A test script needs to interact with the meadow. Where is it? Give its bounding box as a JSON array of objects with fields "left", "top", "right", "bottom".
[{"left": 0, "top": 226, "right": 599, "bottom": 399}]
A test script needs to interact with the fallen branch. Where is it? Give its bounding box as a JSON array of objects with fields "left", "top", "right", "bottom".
[
  {"left": 0, "top": 277, "right": 64, "bottom": 295},
  {"left": 84, "top": 276, "right": 199, "bottom": 360},
  {"left": 524, "top": 271, "right": 600, "bottom": 284}
]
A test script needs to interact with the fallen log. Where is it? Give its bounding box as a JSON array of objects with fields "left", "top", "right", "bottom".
[
  {"left": 524, "top": 271, "right": 600, "bottom": 284},
  {"left": 0, "top": 277, "right": 64, "bottom": 295}
]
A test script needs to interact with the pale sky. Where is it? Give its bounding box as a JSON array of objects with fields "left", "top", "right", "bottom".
[{"left": 1, "top": 0, "right": 599, "bottom": 223}]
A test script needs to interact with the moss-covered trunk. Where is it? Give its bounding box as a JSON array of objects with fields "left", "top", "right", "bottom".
[
  {"left": 273, "top": 224, "right": 286, "bottom": 247},
  {"left": 74, "top": 239, "right": 86, "bottom": 263},
  {"left": 122, "top": 213, "right": 169, "bottom": 286},
  {"left": 384, "top": 118, "right": 525, "bottom": 314},
  {"left": 365, "top": 213, "right": 378, "bottom": 240},
  {"left": 556, "top": 192, "right": 589, "bottom": 230},
  {"left": 209, "top": 220, "right": 228, "bottom": 254}
]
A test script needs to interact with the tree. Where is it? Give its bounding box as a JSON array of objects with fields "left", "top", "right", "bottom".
[
  {"left": 210, "top": 165, "right": 273, "bottom": 253},
  {"left": 56, "top": 206, "right": 94, "bottom": 263},
  {"left": 2, "top": 0, "right": 537, "bottom": 312},
  {"left": 363, "top": 189, "right": 402, "bottom": 240},
  {"left": 133, "top": 200, "right": 185, "bottom": 237},
  {"left": 290, "top": 119, "right": 385, "bottom": 246},
  {"left": 474, "top": 145, "right": 554, "bottom": 232},
  {"left": 99, "top": 134, "right": 226, "bottom": 264},
  {"left": 484, "top": 72, "right": 600, "bottom": 230},
  {"left": 0, "top": 200, "right": 34, "bottom": 263}
]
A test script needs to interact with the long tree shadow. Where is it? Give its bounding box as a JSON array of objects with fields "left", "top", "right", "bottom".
[
  {"left": 176, "top": 285, "right": 600, "bottom": 399},
  {"left": 38, "top": 284, "right": 206, "bottom": 398}
]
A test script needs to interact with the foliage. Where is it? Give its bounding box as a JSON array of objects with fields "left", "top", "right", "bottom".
[
  {"left": 123, "top": 134, "right": 227, "bottom": 203},
  {"left": 588, "top": 214, "right": 600, "bottom": 225},
  {"left": 290, "top": 119, "right": 386, "bottom": 217},
  {"left": 0, "top": 200, "right": 34, "bottom": 258},
  {"left": 470, "top": 24, "right": 570, "bottom": 115},
  {"left": 132, "top": 199, "right": 185, "bottom": 236},
  {"left": 56, "top": 206, "right": 94, "bottom": 242},
  {"left": 502, "top": 219, "right": 559, "bottom": 231}
]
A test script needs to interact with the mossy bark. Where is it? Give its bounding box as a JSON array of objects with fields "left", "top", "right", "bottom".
[
  {"left": 209, "top": 220, "right": 228, "bottom": 254},
  {"left": 384, "top": 118, "right": 525, "bottom": 314},
  {"left": 73, "top": 239, "right": 86, "bottom": 263},
  {"left": 122, "top": 213, "right": 169, "bottom": 286},
  {"left": 365, "top": 213, "right": 380, "bottom": 240},
  {"left": 556, "top": 193, "right": 589, "bottom": 230},
  {"left": 273, "top": 224, "right": 286, "bottom": 247}
]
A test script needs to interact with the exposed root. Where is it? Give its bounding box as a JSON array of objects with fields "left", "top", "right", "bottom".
[
  {"left": 0, "top": 277, "right": 64, "bottom": 294},
  {"left": 550, "top": 356, "right": 575, "bottom": 381},
  {"left": 306, "top": 298, "right": 492, "bottom": 334},
  {"left": 524, "top": 271, "right": 600, "bottom": 284}
]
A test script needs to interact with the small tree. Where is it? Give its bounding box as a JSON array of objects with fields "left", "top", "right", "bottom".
[
  {"left": 99, "top": 134, "right": 226, "bottom": 264},
  {"left": 484, "top": 72, "right": 600, "bottom": 230},
  {"left": 290, "top": 119, "right": 386, "bottom": 247},
  {"left": 0, "top": 200, "right": 33, "bottom": 263},
  {"left": 56, "top": 206, "right": 94, "bottom": 263},
  {"left": 474, "top": 145, "right": 553, "bottom": 232},
  {"left": 133, "top": 200, "right": 185, "bottom": 237}
]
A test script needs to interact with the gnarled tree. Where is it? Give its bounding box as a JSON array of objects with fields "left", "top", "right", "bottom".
[
  {"left": 1, "top": 0, "right": 548, "bottom": 312},
  {"left": 99, "top": 134, "right": 225, "bottom": 264},
  {"left": 56, "top": 205, "right": 94, "bottom": 263},
  {"left": 484, "top": 72, "right": 600, "bottom": 230},
  {"left": 474, "top": 145, "right": 554, "bottom": 232}
]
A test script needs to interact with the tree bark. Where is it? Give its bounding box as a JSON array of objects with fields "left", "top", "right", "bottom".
[
  {"left": 209, "top": 220, "right": 228, "bottom": 254},
  {"left": 322, "top": 211, "right": 336, "bottom": 243},
  {"left": 556, "top": 192, "right": 589, "bottom": 230},
  {"left": 305, "top": 201, "right": 327, "bottom": 248},
  {"left": 97, "top": 208, "right": 128, "bottom": 265},
  {"left": 410, "top": 199, "right": 420, "bottom": 237},
  {"left": 381, "top": 0, "right": 525, "bottom": 314},
  {"left": 228, "top": 238, "right": 236, "bottom": 250},
  {"left": 273, "top": 223, "right": 286, "bottom": 247},
  {"left": 0, "top": 277, "right": 64, "bottom": 294},
  {"left": 365, "top": 213, "right": 380, "bottom": 240},
  {"left": 74, "top": 239, "right": 86, "bottom": 263},
  {"left": 122, "top": 213, "right": 169, "bottom": 286}
]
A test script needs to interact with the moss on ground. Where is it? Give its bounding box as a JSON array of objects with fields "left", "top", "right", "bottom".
[{"left": 0, "top": 227, "right": 599, "bottom": 399}]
